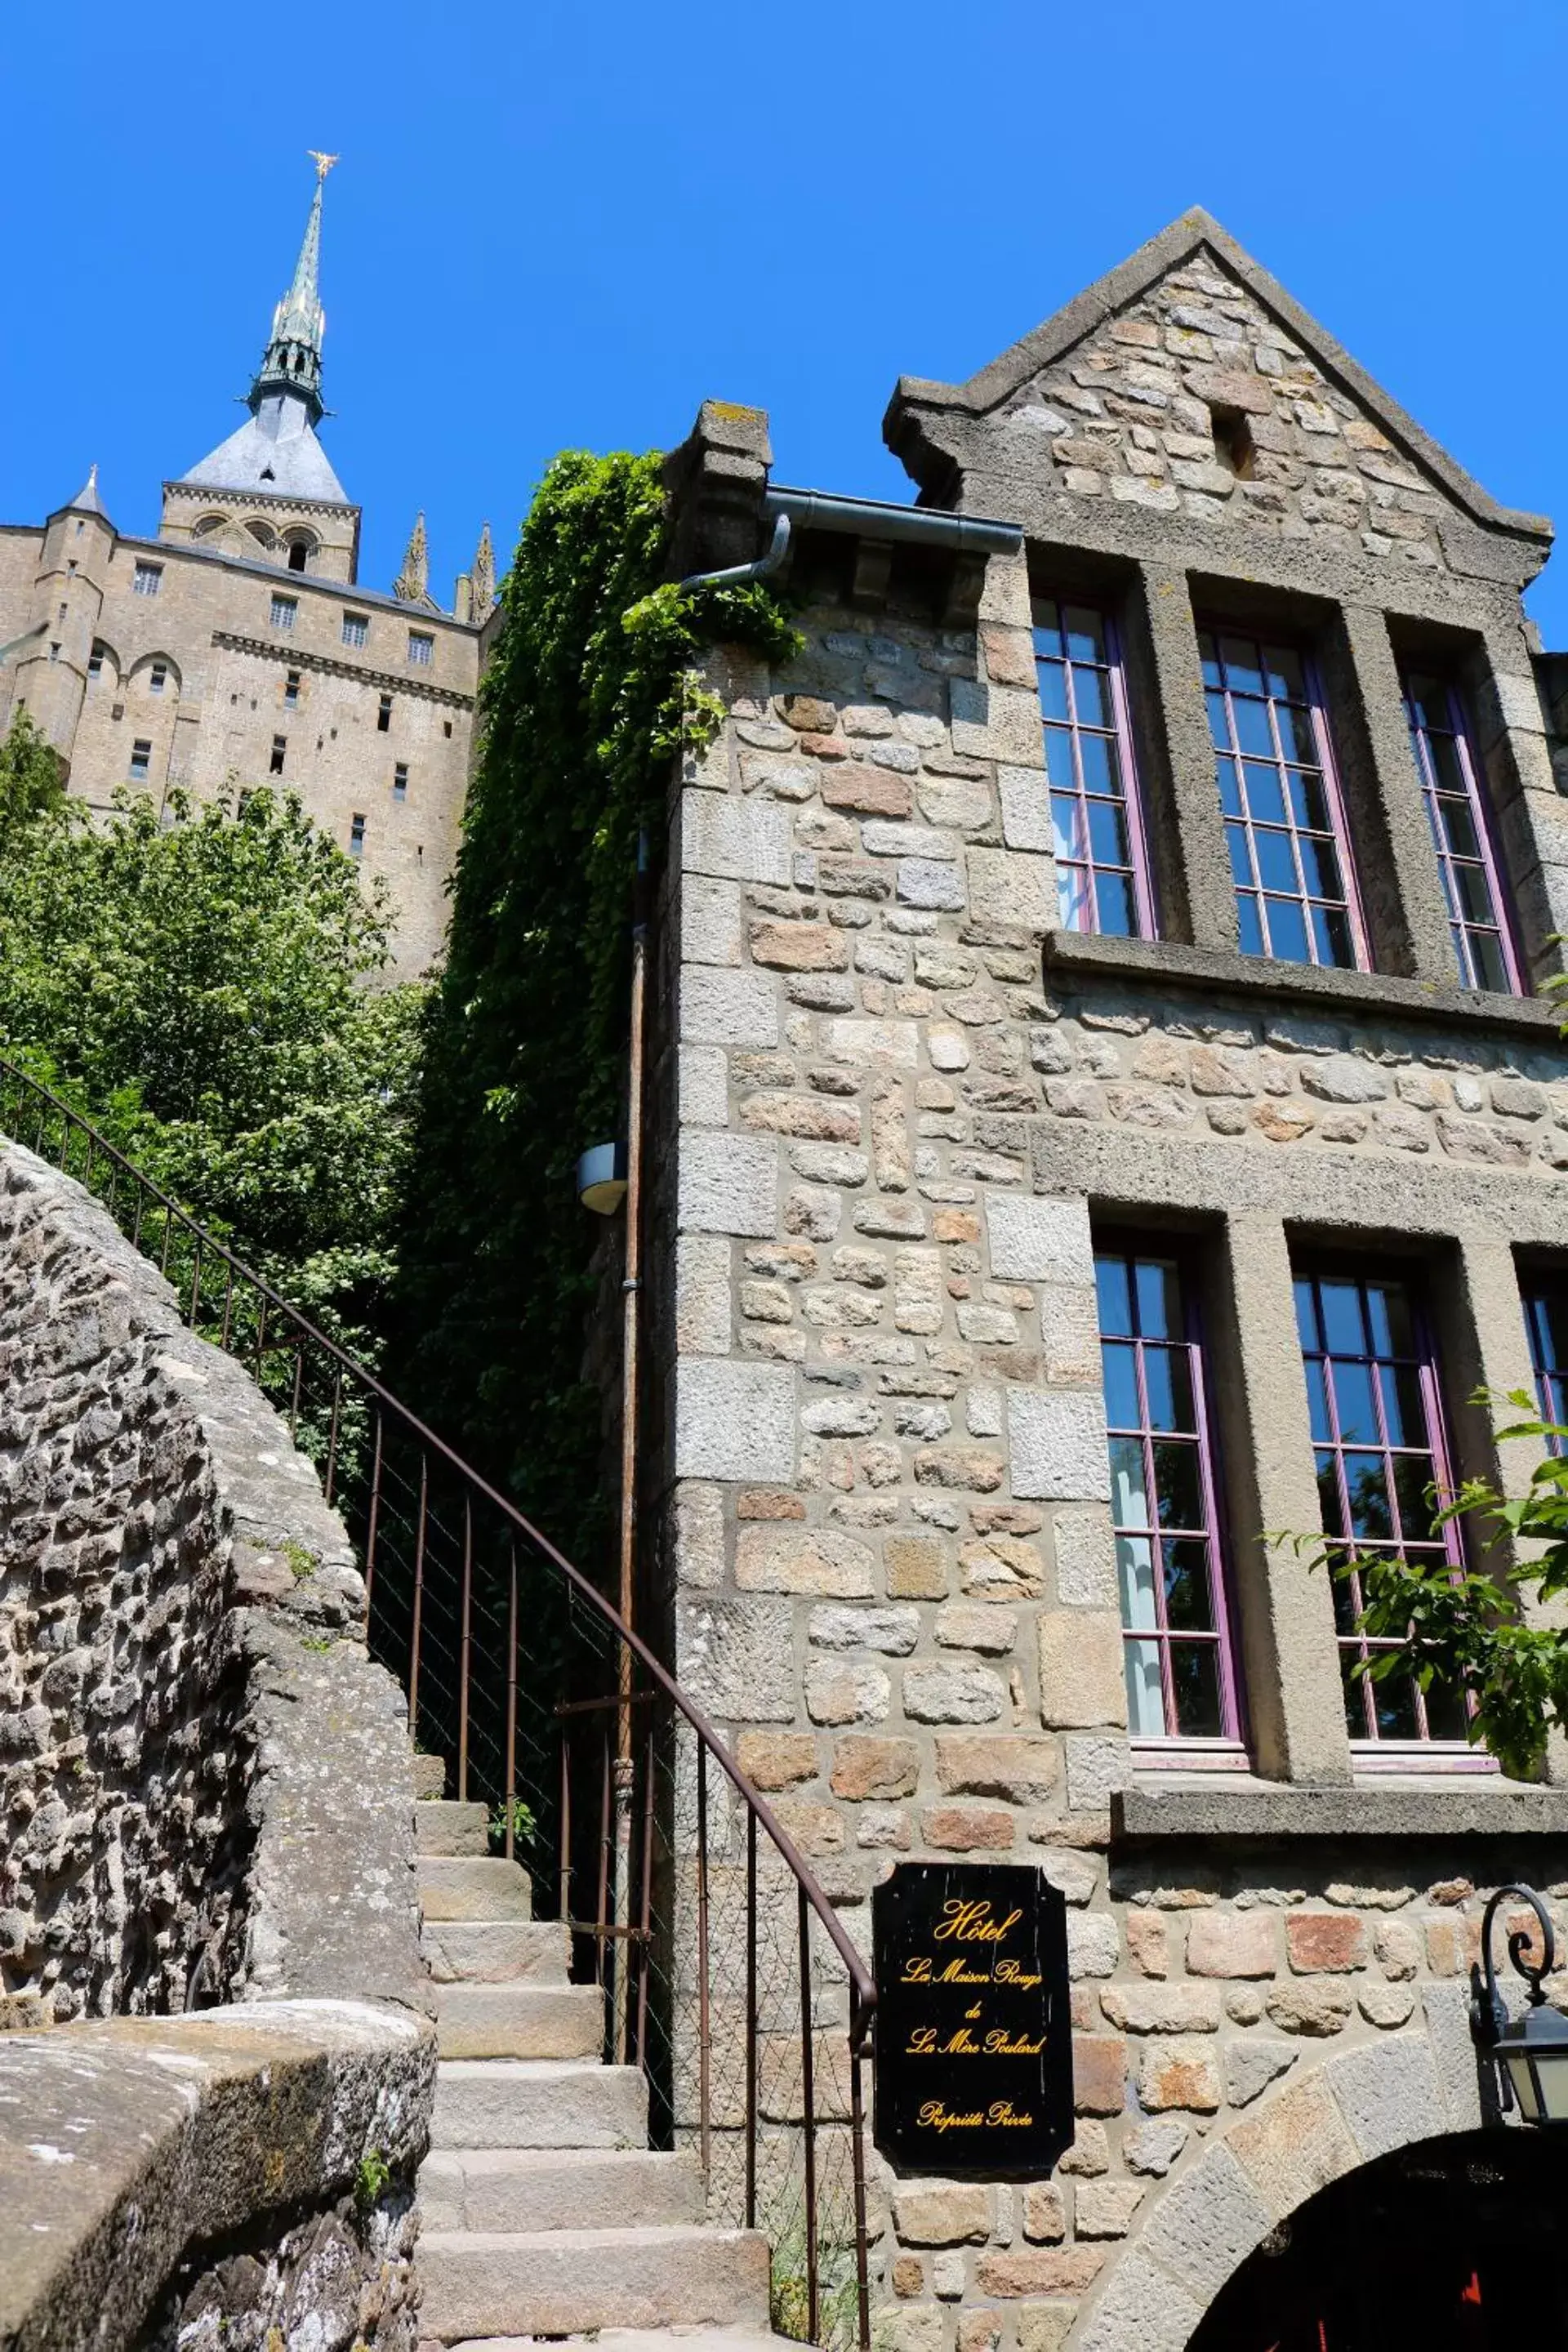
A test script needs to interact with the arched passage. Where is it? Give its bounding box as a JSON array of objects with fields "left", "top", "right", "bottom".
[{"left": 1185, "top": 2127, "right": 1568, "bottom": 2350}]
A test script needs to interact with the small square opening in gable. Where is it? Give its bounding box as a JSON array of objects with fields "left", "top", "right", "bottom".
[{"left": 1210, "top": 406, "right": 1256, "bottom": 481}]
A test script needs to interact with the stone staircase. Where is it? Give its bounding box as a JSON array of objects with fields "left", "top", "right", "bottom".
[{"left": 415, "top": 1797, "right": 784, "bottom": 2350}]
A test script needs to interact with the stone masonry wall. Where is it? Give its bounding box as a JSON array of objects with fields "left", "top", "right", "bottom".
[
  {"left": 657, "top": 546, "right": 1568, "bottom": 2350},
  {"left": 0, "top": 1142, "right": 425, "bottom": 2024},
  {"left": 994, "top": 248, "right": 1460, "bottom": 572}
]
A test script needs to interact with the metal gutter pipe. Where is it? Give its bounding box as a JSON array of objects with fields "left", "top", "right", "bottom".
[
  {"left": 762, "top": 483, "right": 1022, "bottom": 556},
  {"left": 679, "top": 510, "right": 791, "bottom": 591}
]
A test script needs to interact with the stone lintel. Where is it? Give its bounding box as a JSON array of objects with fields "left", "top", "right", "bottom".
[{"left": 1115, "top": 1778, "right": 1568, "bottom": 1842}]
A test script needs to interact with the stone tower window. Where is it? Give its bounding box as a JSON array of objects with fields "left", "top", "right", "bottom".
[
  {"left": 1034, "top": 595, "right": 1154, "bottom": 939},
  {"left": 283, "top": 670, "right": 301, "bottom": 710},
  {"left": 128, "top": 738, "right": 151, "bottom": 783},
  {"left": 288, "top": 541, "right": 307, "bottom": 572},
  {"left": 149, "top": 662, "right": 167, "bottom": 696},
  {"left": 1096, "top": 1240, "right": 1245, "bottom": 1755},
  {"left": 1400, "top": 669, "right": 1521, "bottom": 996},
  {"left": 393, "top": 764, "right": 408, "bottom": 801},
  {"left": 349, "top": 812, "right": 366, "bottom": 857},
  {"left": 270, "top": 594, "right": 297, "bottom": 633},
  {"left": 377, "top": 693, "right": 393, "bottom": 733},
  {"left": 132, "top": 562, "right": 163, "bottom": 597},
  {"left": 88, "top": 644, "right": 105, "bottom": 679},
  {"left": 342, "top": 612, "right": 370, "bottom": 648},
  {"left": 1201, "top": 626, "right": 1365, "bottom": 969},
  {"left": 407, "top": 630, "right": 434, "bottom": 669},
  {"left": 270, "top": 735, "right": 287, "bottom": 776}
]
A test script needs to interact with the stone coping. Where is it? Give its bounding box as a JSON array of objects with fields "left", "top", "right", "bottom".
[
  {"left": 1042, "top": 930, "right": 1565, "bottom": 1043},
  {"left": 1115, "top": 1776, "right": 1568, "bottom": 1842},
  {"left": 0, "top": 1998, "right": 434, "bottom": 2352}
]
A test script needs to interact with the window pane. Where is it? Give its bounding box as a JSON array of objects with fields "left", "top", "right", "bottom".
[
  {"left": 1169, "top": 1644, "right": 1223, "bottom": 1738},
  {"left": 1051, "top": 793, "right": 1082, "bottom": 860},
  {"left": 1205, "top": 689, "right": 1230, "bottom": 749},
  {"left": 1125, "top": 1638, "right": 1166, "bottom": 1736},
  {"left": 1163, "top": 1539, "right": 1214, "bottom": 1630},
  {"left": 1371, "top": 1658, "right": 1422, "bottom": 1742},
  {"left": 1437, "top": 795, "right": 1481, "bottom": 862},
  {"left": 1233, "top": 698, "right": 1274, "bottom": 759},
  {"left": 1391, "top": 1452, "right": 1437, "bottom": 1539},
  {"left": 1086, "top": 798, "right": 1129, "bottom": 868},
  {"left": 1152, "top": 1439, "right": 1204, "bottom": 1530},
  {"left": 1102, "top": 1340, "right": 1140, "bottom": 1429},
  {"left": 1242, "top": 761, "right": 1286, "bottom": 824},
  {"left": 1255, "top": 830, "right": 1298, "bottom": 894},
  {"left": 1331, "top": 1358, "right": 1379, "bottom": 1442},
  {"left": 1095, "top": 1255, "right": 1134, "bottom": 1337},
  {"left": 1316, "top": 1449, "right": 1344, "bottom": 1536},
  {"left": 1305, "top": 1357, "right": 1332, "bottom": 1443},
  {"left": 1219, "top": 635, "right": 1264, "bottom": 693},
  {"left": 1143, "top": 1345, "right": 1195, "bottom": 1433},
  {"left": 1227, "top": 825, "right": 1254, "bottom": 887},
  {"left": 1117, "top": 1536, "right": 1158, "bottom": 1631},
  {"left": 1038, "top": 662, "right": 1069, "bottom": 723},
  {"left": 1077, "top": 730, "right": 1120, "bottom": 795},
  {"left": 1301, "top": 835, "right": 1344, "bottom": 902},
  {"left": 1378, "top": 1362, "right": 1426, "bottom": 1447},
  {"left": 1423, "top": 1672, "right": 1471, "bottom": 1742},
  {"left": 1057, "top": 862, "right": 1092, "bottom": 932},
  {"left": 1263, "top": 895, "right": 1310, "bottom": 962},
  {"left": 1264, "top": 645, "right": 1306, "bottom": 700},
  {"left": 1134, "top": 1258, "right": 1180, "bottom": 1340},
  {"left": 1312, "top": 904, "right": 1356, "bottom": 967},
  {"left": 1063, "top": 606, "right": 1105, "bottom": 662},
  {"left": 1032, "top": 600, "right": 1062, "bottom": 649},
  {"left": 1045, "top": 728, "right": 1076, "bottom": 789},
  {"left": 1073, "top": 668, "right": 1111, "bottom": 728},
  {"left": 1198, "top": 631, "right": 1222, "bottom": 688},
  {"left": 1096, "top": 873, "right": 1135, "bottom": 935},
  {"left": 1236, "top": 893, "right": 1263, "bottom": 955},
  {"left": 1217, "top": 757, "right": 1243, "bottom": 816},
  {"left": 1469, "top": 929, "right": 1511, "bottom": 993},
  {"left": 1276, "top": 703, "right": 1319, "bottom": 764},
  {"left": 1288, "top": 768, "right": 1330, "bottom": 830},
  {"left": 1110, "top": 1437, "right": 1151, "bottom": 1526}
]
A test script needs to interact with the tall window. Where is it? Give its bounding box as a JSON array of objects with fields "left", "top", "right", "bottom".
[
  {"left": 128, "top": 738, "right": 151, "bottom": 784},
  {"left": 1095, "top": 1243, "right": 1244, "bottom": 1753},
  {"left": 270, "top": 594, "right": 297, "bottom": 633},
  {"left": 1401, "top": 670, "right": 1520, "bottom": 995},
  {"left": 132, "top": 562, "right": 162, "bottom": 598},
  {"left": 393, "top": 763, "right": 408, "bottom": 801},
  {"left": 377, "top": 693, "right": 393, "bottom": 733},
  {"left": 342, "top": 612, "right": 369, "bottom": 649},
  {"left": 1202, "top": 626, "right": 1364, "bottom": 969},
  {"left": 1295, "top": 1266, "right": 1473, "bottom": 1751},
  {"left": 283, "top": 670, "right": 301, "bottom": 711},
  {"left": 1035, "top": 597, "right": 1153, "bottom": 938},
  {"left": 408, "top": 630, "right": 434, "bottom": 669},
  {"left": 270, "top": 736, "right": 287, "bottom": 776},
  {"left": 149, "top": 662, "right": 167, "bottom": 696},
  {"left": 349, "top": 813, "right": 366, "bottom": 857},
  {"left": 1522, "top": 1281, "right": 1568, "bottom": 1450}
]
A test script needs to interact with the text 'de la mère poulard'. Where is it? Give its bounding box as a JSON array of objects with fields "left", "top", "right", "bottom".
[{"left": 871, "top": 1862, "right": 1073, "bottom": 2178}]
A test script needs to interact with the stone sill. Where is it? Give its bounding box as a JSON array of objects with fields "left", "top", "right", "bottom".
[
  {"left": 1042, "top": 930, "right": 1564, "bottom": 1043},
  {"left": 1115, "top": 1776, "right": 1568, "bottom": 1842}
]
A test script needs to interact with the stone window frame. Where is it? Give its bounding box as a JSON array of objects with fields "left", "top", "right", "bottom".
[
  {"left": 407, "top": 630, "right": 434, "bottom": 669},
  {"left": 1199, "top": 618, "right": 1369, "bottom": 973},
  {"left": 392, "top": 763, "right": 408, "bottom": 802},
  {"left": 1399, "top": 664, "right": 1523, "bottom": 996},
  {"left": 1033, "top": 591, "right": 1157, "bottom": 940},
  {"left": 128, "top": 737, "right": 151, "bottom": 784},
  {"left": 1094, "top": 1227, "right": 1250, "bottom": 1767},
  {"left": 131, "top": 561, "right": 163, "bottom": 598},
  {"left": 1291, "top": 1254, "right": 1492, "bottom": 1767},
  {"left": 341, "top": 611, "right": 370, "bottom": 651},
  {"left": 270, "top": 594, "right": 297, "bottom": 635},
  {"left": 348, "top": 812, "right": 366, "bottom": 857},
  {"left": 1521, "top": 1269, "right": 1568, "bottom": 1455}
]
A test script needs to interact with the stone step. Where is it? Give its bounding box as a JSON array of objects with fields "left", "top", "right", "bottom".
[
  {"left": 418, "top": 1800, "right": 492, "bottom": 1858},
  {"left": 420, "top": 1856, "right": 534, "bottom": 1922},
  {"left": 417, "top": 2225, "right": 772, "bottom": 2341},
  {"left": 444, "top": 2332, "right": 797, "bottom": 2352},
  {"left": 413, "top": 1752, "right": 448, "bottom": 1800},
  {"left": 431, "top": 2059, "right": 648, "bottom": 2151},
  {"left": 419, "top": 2146, "right": 705, "bottom": 2234},
  {"left": 421, "top": 1918, "right": 572, "bottom": 1984},
  {"left": 436, "top": 1982, "right": 604, "bottom": 2060}
]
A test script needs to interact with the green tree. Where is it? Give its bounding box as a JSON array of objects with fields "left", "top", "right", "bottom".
[
  {"left": 396, "top": 449, "right": 798, "bottom": 1559},
  {"left": 0, "top": 710, "right": 65, "bottom": 828},
  {"left": 0, "top": 774, "right": 424, "bottom": 1348}
]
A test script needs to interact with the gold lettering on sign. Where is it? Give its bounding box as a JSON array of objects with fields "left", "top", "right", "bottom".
[
  {"left": 915, "top": 2099, "right": 1036, "bottom": 2133},
  {"left": 933, "top": 1899, "right": 1023, "bottom": 1945}
]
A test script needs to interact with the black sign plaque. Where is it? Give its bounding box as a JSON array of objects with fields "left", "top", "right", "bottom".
[{"left": 871, "top": 1861, "right": 1073, "bottom": 2180}]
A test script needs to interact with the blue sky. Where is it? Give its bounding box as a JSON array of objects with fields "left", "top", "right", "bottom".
[{"left": 6, "top": 2, "right": 1568, "bottom": 636}]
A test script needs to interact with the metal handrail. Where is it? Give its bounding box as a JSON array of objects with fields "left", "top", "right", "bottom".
[{"left": 0, "top": 1049, "right": 876, "bottom": 2346}]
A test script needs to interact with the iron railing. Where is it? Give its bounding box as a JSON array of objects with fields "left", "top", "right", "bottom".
[{"left": 0, "top": 1054, "right": 876, "bottom": 2351}]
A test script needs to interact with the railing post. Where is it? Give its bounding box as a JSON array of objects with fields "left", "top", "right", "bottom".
[
  {"left": 505, "top": 1546, "right": 519, "bottom": 1863},
  {"left": 850, "top": 1993, "right": 871, "bottom": 2352},
  {"left": 458, "top": 1495, "right": 473, "bottom": 1803},
  {"left": 800, "top": 1882, "right": 818, "bottom": 2345},
  {"left": 407, "top": 1456, "right": 428, "bottom": 1739},
  {"left": 697, "top": 1737, "right": 711, "bottom": 2183},
  {"left": 746, "top": 1804, "right": 758, "bottom": 2232},
  {"left": 363, "top": 1412, "right": 385, "bottom": 1608}
]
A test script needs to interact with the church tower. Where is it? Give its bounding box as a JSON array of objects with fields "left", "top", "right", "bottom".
[{"left": 158, "top": 154, "right": 363, "bottom": 583}]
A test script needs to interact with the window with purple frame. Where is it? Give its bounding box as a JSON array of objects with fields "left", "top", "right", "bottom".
[
  {"left": 1095, "top": 1243, "right": 1245, "bottom": 1751},
  {"left": 1035, "top": 598, "right": 1154, "bottom": 939},
  {"left": 1523, "top": 1280, "right": 1568, "bottom": 1452},
  {"left": 1294, "top": 1265, "right": 1475, "bottom": 1751},
  {"left": 1201, "top": 626, "right": 1365, "bottom": 970},
  {"left": 1400, "top": 670, "right": 1521, "bottom": 996}
]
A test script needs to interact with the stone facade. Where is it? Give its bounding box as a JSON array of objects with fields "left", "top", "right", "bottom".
[
  {"left": 645, "top": 211, "right": 1568, "bottom": 2347},
  {"left": 0, "top": 1143, "right": 426, "bottom": 2023}
]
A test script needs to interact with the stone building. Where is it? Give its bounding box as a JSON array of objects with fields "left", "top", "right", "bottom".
[
  {"left": 0, "top": 157, "right": 493, "bottom": 978},
  {"left": 648, "top": 210, "right": 1568, "bottom": 2345}
]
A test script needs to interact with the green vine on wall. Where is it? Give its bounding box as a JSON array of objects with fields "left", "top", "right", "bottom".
[{"left": 395, "top": 449, "right": 800, "bottom": 1568}]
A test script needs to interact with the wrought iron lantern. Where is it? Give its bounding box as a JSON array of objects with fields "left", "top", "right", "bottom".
[{"left": 1469, "top": 1882, "right": 1568, "bottom": 2123}]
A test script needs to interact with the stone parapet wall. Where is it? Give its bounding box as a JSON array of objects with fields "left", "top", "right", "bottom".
[
  {"left": 0, "top": 1141, "right": 425, "bottom": 2020},
  {"left": 0, "top": 1999, "right": 433, "bottom": 2352}
]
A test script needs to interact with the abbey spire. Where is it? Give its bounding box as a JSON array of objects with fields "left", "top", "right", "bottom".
[{"left": 250, "top": 150, "right": 336, "bottom": 425}]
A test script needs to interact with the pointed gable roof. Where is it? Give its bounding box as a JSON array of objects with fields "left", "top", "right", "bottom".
[{"left": 886, "top": 207, "right": 1550, "bottom": 558}]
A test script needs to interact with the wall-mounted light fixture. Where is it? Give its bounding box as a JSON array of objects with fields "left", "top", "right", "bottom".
[
  {"left": 1470, "top": 1882, "right": 1568, "bottom": 2124},
  {"left": 577, "top": 1141, "right": 628, "bottom": 1216}
]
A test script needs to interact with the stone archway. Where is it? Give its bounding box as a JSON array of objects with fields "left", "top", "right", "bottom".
[
  {"left": 1073, "top": 2011, "right": 1496, "bottom": 2351},
  {"left": 1185, "top": 2126, "right": 1568, "bottom": 2347}
]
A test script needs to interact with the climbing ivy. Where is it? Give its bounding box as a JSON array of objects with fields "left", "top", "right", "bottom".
[{"left": 396, "top": 449, "right": 800, "bottom": 1569}]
